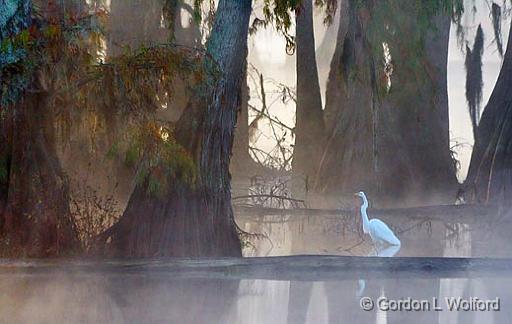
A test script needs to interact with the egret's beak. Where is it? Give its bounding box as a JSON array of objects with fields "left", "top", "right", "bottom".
[{"left": 353, "top": 193, "right": 359, "bottom": 197}]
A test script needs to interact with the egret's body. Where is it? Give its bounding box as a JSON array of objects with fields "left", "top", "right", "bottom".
[
  {"left": 355, "top": 192, "right": 401, "bottom": 248},
  {"left": 354, "top": 193, "right": 400, "bottom": 298}
]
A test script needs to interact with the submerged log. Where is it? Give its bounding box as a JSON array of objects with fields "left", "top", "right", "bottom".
[
  {"left": 234, "top": 204, "right": 501, "bottom": 225},
  {"left": 0, "top": 255, "right": 511, "bottom": 280}
]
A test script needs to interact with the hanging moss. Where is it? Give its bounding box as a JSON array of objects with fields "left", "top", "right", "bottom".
[
  {"left": 465, "top": 24, "right": 484, "bottom": 135},
  {"left": 491, "top": 2, "right": 503, "bottom": 57}
]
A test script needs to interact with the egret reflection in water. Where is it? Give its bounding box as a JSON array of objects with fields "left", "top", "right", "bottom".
[{"left": 357, "top": 243, "right": 401, "bottom": 298}]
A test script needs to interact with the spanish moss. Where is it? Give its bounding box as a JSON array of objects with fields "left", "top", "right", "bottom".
[{"left": 465, "top": 24, "right": 484, "bottom": 138}]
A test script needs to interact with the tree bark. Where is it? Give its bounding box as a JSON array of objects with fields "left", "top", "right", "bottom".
[
  {"left": 0, "top": 0, "right": 80, "bottom": 256},
  {"left": 316, "top": 2, "right": 456, "bottom": 207},
  {"left": 104, "top": 0, "right": 252, "bottom": 257},
  {"left": 0, "top": 0, "right": 29, "bottom": 224},
  {"left": 292, "top": 0, "right": 326, "bottom": 189},
  {"left": 231, "top": 66, "right": 257, "bottom": 176},
  {"left": 1, "top": 91, "right": 79, "bottom": 257},
  {"left": 377, "top": 11, "right": 457, "bottom": 206},
  {"left": 465, "top": 20, "right": 512, "bottom": 205},
  {"left": 314, "top": 0, "right": 377, "bottom": 199}
]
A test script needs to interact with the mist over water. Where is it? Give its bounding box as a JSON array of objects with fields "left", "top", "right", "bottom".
[
  {"left": 2, "top": 1, "right": 512, "bottom": 323},
  {"left": 1, "top": 262, "right": 511, "bottom": 323},
  {"left": 238, "top": 211, "right": 512, "bottom": 258},
  {"left": 1, "top": 208, "right": 510, "bottom": 324}
]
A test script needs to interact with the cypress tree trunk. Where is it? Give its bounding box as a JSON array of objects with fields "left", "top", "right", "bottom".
[
  {"left": 0, "top": 0, "right": 79, "bottom": 256},
  {"left": 231, "top": 66, "right": 256, "bottom": 176},
  {"left": 293, "top": 0, "right": 326, "bottom": 188},
  {"left": 104, "top": 0, "right": 252, "bottom": 257},
  {"left": 2, "top": 92, "right": 79, "bottom": 256},
  {"left": 315, "top": 2, "right": 456, "bottom": 207},
  {"left": 0, "top": 0, "right": 22, "bottom": 219},
  {"left": 0, "top": 111, "right": 12, "bottom": 223},
  {"left": 465, "top": 20, "right": 512, "bottom": 205},
  {"left": 314, "top": 0, "right": 377, "bottom": 198},
  {"left": 377, "top": 12, "right": 456, "bottom": 206}
]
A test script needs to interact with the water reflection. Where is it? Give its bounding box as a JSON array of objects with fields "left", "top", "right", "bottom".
[
  {"left": 357, "top": 244, "right": 401, "bottom": 295},
  {"left": 355, "top": 242, "right": 401, "bottom": 323},
  {"left": 237, "top": 213, "right": 512, "bottom": 258},
  {"left": 1, "top": 272, "right": 509, "bottom": 323},
  {"left": 1, "top": 212, "right": 510, "bottom": 323},
  {"left": 230, "top": 212, "right": 512, "bottom": 323}
]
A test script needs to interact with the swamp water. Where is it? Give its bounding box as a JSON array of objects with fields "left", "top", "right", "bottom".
[{"left": 1, "top": 210, "right": 511, "bottom": 324}]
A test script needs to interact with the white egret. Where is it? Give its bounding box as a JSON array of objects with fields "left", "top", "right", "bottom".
[{"left": 354, "top": 191, "right": 401, "bottom": 249}]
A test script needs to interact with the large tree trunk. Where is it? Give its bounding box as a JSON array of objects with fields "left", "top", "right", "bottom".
[
  {"left": 0, "top": 112, "right": 12, "bottom": 222},
  {"left": 377, "top": 11, "right": 457, "bottom": 206},
  {"left": 293, "top": 0, "right": 326, "bottom": 190},
  {"left": 231, "top": 67, "right": 257, "bottom": 177},
  {"left": 1, "top": 92, "right": 79, "bottom": 257},
  {"left": 314, "top": 0, "right": 377, "bottom": 199},
  {"left": 104, "top": 0, "right": 252, "bottom": 257},
  {"left": 316, "top": 2, "right": 456, "bottom": 207},
  {"left": 0, "top": 0, "right": 28, "bottom": 221},
  {"left": 465, "top": 20, "right": 512, "bottom": 205},
  {"left": 0, "top": 0, "right": 79, "bottom": 256}
]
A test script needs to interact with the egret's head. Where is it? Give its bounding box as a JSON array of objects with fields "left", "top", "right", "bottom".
[
  {"left": 354, "top": 191, "right": 368, "bottom": 206},
  {"left": 354, "top": 191, "right": 366, "bottom": 199}
]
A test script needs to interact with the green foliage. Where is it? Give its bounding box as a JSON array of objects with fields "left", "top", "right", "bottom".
[
  {"left": 1, "top": 3, "right": 217, "bottom": 203},
  {"left": 1, "top": 3, "right": 212, "bottom": 113},
  {"left": 193, "top": 0, "right": 204, "bottom": 23},
  {"left": 1, "top": 7, "right": 105, "bottom": 106},
  {"left": 124, "top": 143, "right": 139, "bottom": 167},
  {"left": 249, "top": 0, "right": 301, "bottom": 54},
  {"left": 120, "top": 123, "right": 197, "bottom": 199},
  {"left": 0, "top": 0, "right": 31, "bottom": 106},
  {"left": 314, "top": 0, "right": 338, "bottom": 25},
  {"left": 106, "top": 142, "right": 120, "bottom": 161},
  {"left": 251, "top": 0, "right": 333, "bottom": 55}
]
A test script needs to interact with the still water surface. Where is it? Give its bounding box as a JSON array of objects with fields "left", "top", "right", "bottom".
[{"left": 1, "top": 211, "right": 511, "bottom": 324}]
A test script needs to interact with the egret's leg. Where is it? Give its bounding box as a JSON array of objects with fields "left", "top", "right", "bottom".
[
  {"left": 372, "top": 241, "right": 379, "bottom": 256},
  {"left": 375, "top": 241, "right": 384, "bottom": 256}
]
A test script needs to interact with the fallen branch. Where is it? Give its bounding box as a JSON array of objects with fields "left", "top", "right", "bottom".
[
  {"left": 233, "top": 194, "right": 305, "bottom": 204},
  {"left": 0, "top": 255, "right": 511, "bottom": 280},
  {"left": 234, "top": 204, "right": 501, "bottom": 225}
]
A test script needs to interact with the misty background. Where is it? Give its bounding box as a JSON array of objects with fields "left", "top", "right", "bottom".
[{"left": 248, "top": 0, "right": 511, "bottom": 182}]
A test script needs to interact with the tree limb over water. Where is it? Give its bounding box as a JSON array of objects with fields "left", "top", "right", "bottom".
[
  {"left": 234, "top": 204, "right": 501, "bottom": 225},
  {"left": 0, "top": 255, "right": 511, "bottom": 280}
]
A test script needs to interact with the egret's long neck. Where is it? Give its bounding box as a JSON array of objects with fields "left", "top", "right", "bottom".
[{"left": 360, "top": 196, "right": 370, "bottom": 233}]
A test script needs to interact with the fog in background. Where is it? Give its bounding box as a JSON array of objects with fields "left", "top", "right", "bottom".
[{"left": 248, "top": 0, "right": 511, "bottom": 181}]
